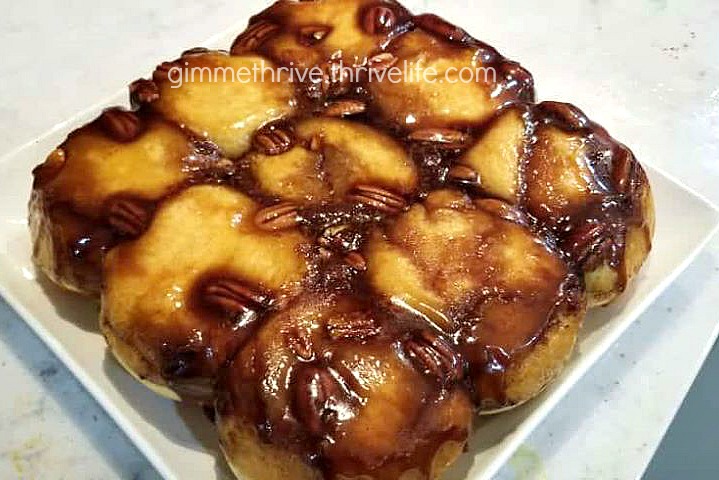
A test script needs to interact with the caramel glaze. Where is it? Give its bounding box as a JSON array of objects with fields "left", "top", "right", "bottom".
[
  {"left": 29, "top": 109, "right": 237, "bottom": 295},
  {"left": 28, "top": 0, "right": 653, "bottom": 477},
  {"left": 216, "top": 293, "right": 473, "bottom": 479}
]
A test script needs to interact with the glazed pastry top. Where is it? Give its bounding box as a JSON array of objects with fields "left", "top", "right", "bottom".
[{"left": 29, "top": 0, "right": 653, "bottom": 476}]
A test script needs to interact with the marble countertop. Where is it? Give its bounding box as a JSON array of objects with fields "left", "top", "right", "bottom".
[{"left": 1, "top": 1, "right": 718, "bottom": 479}]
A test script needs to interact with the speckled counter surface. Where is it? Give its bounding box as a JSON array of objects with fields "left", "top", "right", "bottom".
[{"left": 1, "top": 1, "right": 718, "bottom": 479}]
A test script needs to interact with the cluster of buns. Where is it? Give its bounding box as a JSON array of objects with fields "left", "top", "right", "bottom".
[{"left": 29, "top": 0, "right": 654, "bottom": 478}]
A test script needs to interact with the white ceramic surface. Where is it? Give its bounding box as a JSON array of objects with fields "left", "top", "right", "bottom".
[{"left": 2, "top": 1, "right": 719, "bottom": 480}]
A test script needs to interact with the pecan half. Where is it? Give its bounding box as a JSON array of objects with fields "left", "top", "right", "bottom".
[
  {"left": 98, "top": 108, "right": 143, "bottom": 143},
  {"left": 286, "top": 327, "right": 315, "bottom": 361},
  {"left": 129, "top": 79, "right": 160, "bottom": 107},
  {"left": 298, "top": 25, "right": 332, "bottom": 46},
  {"left": 404, "top": 330, "right": 464, "bottom": 385},
  {"left": 107, "top": 198, "right": 153, "bottom": 237},
  {"left": 203, "top": 278, "right": 270, "bottom": 316},
  {"left": 347, "top": 185, "right": 407, "bottom": 214},
  {"left": 447, "top": 164, "right": 479, "bottom": 186},
  {"left": 326, "top": 313, "right": 378, "bottom": 341},
  {"left": 293, "top": 365, "right": 350, "bottom": 437},
  {"left": 413, "top": 14, "right": 470, "bottom": 43},
  {"left": 409, "top": 128, "right": 466, "bottom": 147},
  {"left": 152, "top": 61, "right": 180, "bottom": 82},
  {"left": 362, "top": 4, "right": 397, "bottom": 35},
  {"left": 255, "top": 203, "right": 301, "bottom": 231},
  {"left": 231, "top": 20, "right": 279, "bottom": 55},
  {"left": 323, "top": 100, "right": 367, "bottom": 117},
  {"left": 253, "top": 122, "right": 294, "bottom": 155}
]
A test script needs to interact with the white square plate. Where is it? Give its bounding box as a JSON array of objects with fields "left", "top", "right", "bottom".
[{"left": 1, "top": 22, "right": 718, "bottom": 480}]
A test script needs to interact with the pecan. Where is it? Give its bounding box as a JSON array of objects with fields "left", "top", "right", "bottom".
[
  {"left": 98, "top": 108, "right": 143, "bottom": 143},
  {"left": 293, "top": 365, "right": 350, "bottom": 437},
  {"left": 107, "top": 198, "right": 152, "bottom": 237},
  {"left": 298, "top": 25, "right": 332, "bottom": 46},
  {"left": 323, "top": 100, "right": 367, "bottom": 117},
  {"left": 347, "top": 185, "right": 407, "bottom": 214},
  {"left": 231, "top": 20, "right": 279, "bottom": 55},
  {"left": 368, "top": 52, "right": 398, "bottom": 72},
  {"left": 413, "top": 14, "right": 470, "bottom": 43},
  {"left": 362, "top": 4, "right": 397, "bottom": 35},
  {"left": 254, "top": 203, "right": 301, "bottom": 231},
  {"left": 253, "top": 122, "right": 294, "bottom": 155},
  {"left": 408, "top": 128, "right": 466, "bottom": 146},
  {"left": 129, "top": 79, "right": 160, "bottom": 107},
  {"left": 447, "top": 164, "right": 479, "bottom": 186},
  {"left": 152, "top": 61, "right": 180, "bottom": 82},
  {"left": 344, "top": 252, "right": 367, "bottom": 272},
  {"left": 404, "top": 330, "right": 463, "bottom": 385},
  {"left": 326, "top": 313, "right": 378, "bottom": 341},
  {"left": 202, "top": 278, "right": 269, "bottom": 316},
  {"left": 564, "top": 222, "right": 609, "bottom": 265},
  {"left": 286, "top": 327, "right": 315, "bottom": 361}
]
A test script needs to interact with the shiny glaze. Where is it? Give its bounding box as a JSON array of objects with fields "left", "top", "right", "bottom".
[{"left": 28, "top": 0, "right": 652, "bottom": 478}]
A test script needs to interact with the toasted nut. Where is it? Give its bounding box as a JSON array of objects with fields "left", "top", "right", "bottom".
[
  {"left": 408, "top": 128, "right": 466, "bottom": 146},
  {"left": 99, "top": 108, "right": 143, "bottom": 143},
  {"left": 298, "top": 25, "right": 332, "bottom": 46},
  {"left": 231, "top": 20, "right": 280, "bottom": 55},
  {"left": 253, "top": 122, "right": 295, "bottom": 155},
  {"left": 323, "top": 100, "right": 367, "bottom": 117},
  {"left": 202, "top": 278, "right": 269, "bottom": 316},
  {"left": 107, "top": 198, "right": 152, "bottom": 237},
  {"left": 285, "top": 327, "right": 315, "bottom": 361},
  {"left": 152, "top": 61, "right": 180, "bottom": 82},
  {"left": 129, "top": 79, "right": 160, "bottom": 107},
  {"left": 326, "top": 312, "right": 379, "bottom": 341},
  {"left": 255, "top": 202, "right": 301, "bottom": 231},
  {"left": 362, "top": 4, "right": 397, "bottom": 35},
  {"left": 447, "top": 164, "right": 479, "bottom": 186},
  {"left": 293, "top": 365, "right": 351, "bottom": 437},
  {"left": 404, "top": 330, "right": 464, "bottom": 385},
  {"left": 347, "top": 185, "right": 407, "bottom": 214}
]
